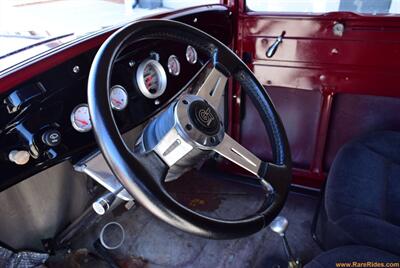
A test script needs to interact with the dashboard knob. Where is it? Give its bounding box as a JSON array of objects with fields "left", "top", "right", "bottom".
[
  {"left": 42, "top": 129, "right": 61, "bottom": 147},
  {"left": 9, "top": 150, "right": 30, "bottom": 165}
]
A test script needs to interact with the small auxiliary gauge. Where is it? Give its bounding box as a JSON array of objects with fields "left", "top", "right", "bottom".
[
  {"left": 71, "top": 104, "right": 92, "bottom": 132},
  {"left": 186, "top": 45, "right": 198, "bottom": 64},
  {"left": 110, "top": 85, "right": 128, "bottom": 111},
  {"left": 167, "top": 55, "right": 180, "bottom": 76},
  {"left": 136, "top": 59, "right": 167, "bottom": 99}
]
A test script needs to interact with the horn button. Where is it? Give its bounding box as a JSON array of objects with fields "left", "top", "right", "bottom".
[
  {"left": 175, "top": 95, "right": 225, "bottom": 148},
  {"left": 189, "top": 100, "right": 220, "bottom": 135}
]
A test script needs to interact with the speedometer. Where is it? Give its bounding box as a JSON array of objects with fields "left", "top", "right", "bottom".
[{"left": 136, "top": 59, "right": 167, "bottom": 99}]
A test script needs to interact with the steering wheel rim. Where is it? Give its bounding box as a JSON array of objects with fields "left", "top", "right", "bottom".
[{"left": 88, "top": 19, "right": 292, "bottom": 239}]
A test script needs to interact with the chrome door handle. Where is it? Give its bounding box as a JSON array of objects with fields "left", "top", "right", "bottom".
[{"left": 266, "top": 31, "right": 285, "bottom": 58}]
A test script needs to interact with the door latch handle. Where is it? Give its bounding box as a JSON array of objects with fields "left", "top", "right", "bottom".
[{"left": 266, "top": 31, "right": 285, "bottom": 58}]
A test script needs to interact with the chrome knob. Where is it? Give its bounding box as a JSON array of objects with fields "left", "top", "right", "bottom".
[
  {"left": 92, "top": 191, "right": 116, "bottom": 215},
  {"left": 270, "top": 216, "right": 301, "bottom": 267},
  {"left": 270, "top": 216, "right": 288, "bottom": 236}
]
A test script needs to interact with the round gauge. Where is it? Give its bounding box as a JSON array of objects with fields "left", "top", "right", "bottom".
[
  {"left": 110, "top": 85, "right": 128, "bottom": 111},
  {"left": 71, "top": 104, "right": 92, "bottom": 132},
  {"left": 186, "top": 45, "right": 198, "bottom": 64},
  {"left": 136, "top": 59, "right": 167, "bottom": 99},
  {"left": 167, "top": 55, "right": 181, "bottom": 76}
]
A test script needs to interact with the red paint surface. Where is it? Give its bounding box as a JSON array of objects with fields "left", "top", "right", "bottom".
[
  {"left": 311, "top": 91, "right": 334, "bottom": 174},
  {"left": 236, "top": 11, "right": 400, "bottom": 188}
]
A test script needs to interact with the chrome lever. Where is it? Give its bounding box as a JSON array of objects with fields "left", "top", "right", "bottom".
[
  {"left": 266, "top": 31, "right": 286, "bottom": 58},
  {"left": 270, "top": 216, "right": 302, "bottom": 268}
]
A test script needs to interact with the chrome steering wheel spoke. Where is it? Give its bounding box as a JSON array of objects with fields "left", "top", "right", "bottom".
[
  {"left": 185, "top": 60, "right": 228, "bottom": 115},
  {"left": 193, "top": 66, "right": 228, "bottom": 112},
  {"left": 213, "top": 133, "right": 277, "bottom": 192},
  {"left": 213, "top": 133, "right": 262, "bottom": 177}
]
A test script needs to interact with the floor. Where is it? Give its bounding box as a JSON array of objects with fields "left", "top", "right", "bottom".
[{"left": 59, "top": 170, "right": 322, "bottom": 268}]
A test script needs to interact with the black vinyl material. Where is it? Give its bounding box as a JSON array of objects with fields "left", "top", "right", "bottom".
[
  {"left": 317, "top": 131, "right": 400, "bottom": 255},
  {"left": 305, "top": 245, "right": 400, "bottom": 268}
]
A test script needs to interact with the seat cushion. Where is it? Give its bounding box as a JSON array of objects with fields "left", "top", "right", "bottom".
[
  {"left": 324, "top": 131, "right": 400, "bottom": 254},
  {"left": 305, "top": 245, "right": 400, "bottom": 268}
]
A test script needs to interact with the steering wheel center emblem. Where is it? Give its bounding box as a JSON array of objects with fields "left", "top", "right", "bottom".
[
  {"left": 188, "top": 100, "right": 220, "bottom": 135},
  {"left": 198, "top": 107, "right": 215, "bottom": 126}
]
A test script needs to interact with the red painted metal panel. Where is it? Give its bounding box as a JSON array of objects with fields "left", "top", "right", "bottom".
[
  {"left": 311, "top": 91, "right": 334, "bottom": 174},
  {"left": 236, "top": 11, "right": 400, "bottom": 189}
]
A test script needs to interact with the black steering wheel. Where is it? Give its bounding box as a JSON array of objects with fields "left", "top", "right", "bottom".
[{"left": 87, "top": 19, "right": 292, "bottom": 239}]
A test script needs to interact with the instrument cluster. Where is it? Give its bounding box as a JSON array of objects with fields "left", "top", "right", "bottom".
[{"left": 70, "top": 45, "right": 200, "bottom": 133}]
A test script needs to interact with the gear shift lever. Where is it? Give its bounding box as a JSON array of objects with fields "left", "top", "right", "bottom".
[{"left": 270, "top": 216, "right": 301, "bottom": 268}]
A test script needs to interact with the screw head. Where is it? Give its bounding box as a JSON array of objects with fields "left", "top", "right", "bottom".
[{"left": 72, "top": 65, "right": 80, "bottom": 74}]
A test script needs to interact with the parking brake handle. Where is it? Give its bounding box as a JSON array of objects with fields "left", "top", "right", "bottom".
[{"left": 266, "top": 31, "right": 285, "bottom": 58}]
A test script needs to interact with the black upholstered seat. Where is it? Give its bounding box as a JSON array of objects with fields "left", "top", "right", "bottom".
[
  {"left": 305, "top": 245, "right": 400, "bottom": 268},
  {"left": 315, "top": 131, "right": 400, "bottom": 255}
]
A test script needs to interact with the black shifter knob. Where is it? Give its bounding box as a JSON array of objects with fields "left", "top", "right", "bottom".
[{"left": 42, "top": 129, "right": 61, "bottom": 147}]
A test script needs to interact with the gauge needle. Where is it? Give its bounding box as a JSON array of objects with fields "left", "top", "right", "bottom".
[
  {"left": 146, "top": 76, "right": 153, "bottom": 86},
  {"left": 76, "top": 119, "right": 88, "bottom": 126},
  {"left": 112, "top": 99, "right": 122, "bottom": 105}
]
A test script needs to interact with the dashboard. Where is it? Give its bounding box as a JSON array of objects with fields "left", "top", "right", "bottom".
[
  {"left": 0, "top": 41, "right": 205, "bottom": 190},
  {"left": 0, "top": 6, "right": 233, "bottom": 191}
]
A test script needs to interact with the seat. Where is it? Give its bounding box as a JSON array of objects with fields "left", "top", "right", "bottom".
[
  {"left": 314, "top": 131, "right": 400, "bottom": 255},
  {"left": 305, "top": 245, "right": 400, "bottom": 268}
]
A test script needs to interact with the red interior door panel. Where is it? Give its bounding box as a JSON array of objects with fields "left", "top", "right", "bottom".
[{"left": 237, "top": 11, "right": 400, "bottom": 188}]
